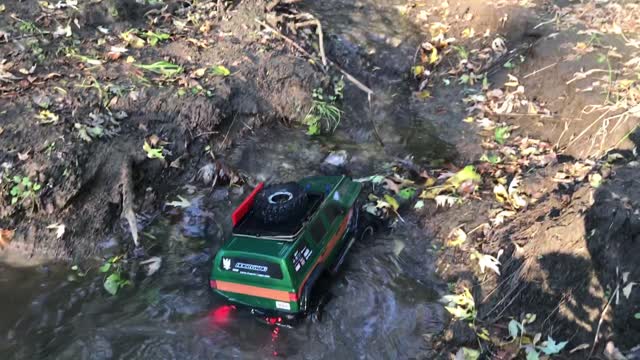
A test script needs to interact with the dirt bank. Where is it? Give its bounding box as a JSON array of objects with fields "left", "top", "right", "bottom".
[
  {"left": 393, "top": 0, "right": 640, "bottom": 357},
  {"left": 0, "top": 0, "right": 322, "bottom": 262}
]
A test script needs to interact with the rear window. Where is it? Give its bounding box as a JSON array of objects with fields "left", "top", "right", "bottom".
[{"left": 219, "top": 257, "right": 283, "bottom": 279}]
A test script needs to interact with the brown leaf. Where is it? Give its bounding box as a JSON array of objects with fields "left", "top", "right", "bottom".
[
  {"left": 384, "top": 178, "right": 401, "bottom": 193},
  {"left": 0, "top": 229, "right": 15, "bottom": 249}
]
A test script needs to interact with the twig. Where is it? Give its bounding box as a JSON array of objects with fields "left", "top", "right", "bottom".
[
  {"left": 316, "top": 20, "right": 327, "bottom": 67},
  {"left": 368, "top": 93, "right": 385, "bottom": 147},
  {"left": 497, "top": 112, "right": 555, "bottom": 117},
  {"left": 255, "top": 18, "right": 373, "bottom": 96},
  {"left": 218, "top": 112, "right": 239, "bottom": 151},
  {"left": 523, "top": 62, "right": 558, "bottom": 79},
  {"left": 533, "top": 12, "right": 560, "bottom": 30},
  {"left": 564, "top": 107, "right": 613, "bottom": 149},
  {"left": 589, "top": 285, "right": 618, "bottom": 359},
  {"left": 566, "top": 69, "right": 618, "bottom": 85}
]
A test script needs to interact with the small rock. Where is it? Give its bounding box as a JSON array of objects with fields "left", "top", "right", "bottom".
[{"left": 323, "top": 150, "right": 348, "bottom": 167}]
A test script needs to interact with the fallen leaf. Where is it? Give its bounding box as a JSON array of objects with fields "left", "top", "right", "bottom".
[
  {"left": 0, "top": 228, "right": 15, "bottom": 249},
  {"left": 47, "top": 223, "right": 66, "bottom": 239},
  {"left": 569, "top": 344, "right": 590, "bottom": 354},
  {"left": 446, "top": 228, "right": 467, "bottom": 247},
  {"left": 166, "top": 195, "right": 191, "bottom": 208},
  {"left": 623, "top": 282, "right": 636, "bottom": 299},
  {"left": 140, "top": 256, "right": 162, "bottom": 276},
  {"left": 211, "top": 65, "right": 231, "bottom": 77},
  {"left": 383, "top": 194, "right": 399, "bottom": 211},
  {"left": 435, "top": 195, "right": 459, "bottom": 207},
  {"left": 455, "top": 347, "right": 480, "bottom": 360}
]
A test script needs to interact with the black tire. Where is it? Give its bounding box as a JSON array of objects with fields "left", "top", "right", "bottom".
[{"left": 254, "top": 182, "right": 307, "bottom": 224}]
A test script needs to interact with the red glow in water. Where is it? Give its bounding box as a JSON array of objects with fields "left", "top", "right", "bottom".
[{"left": 208, "top": 305, "right": 236, "bottom": 326}]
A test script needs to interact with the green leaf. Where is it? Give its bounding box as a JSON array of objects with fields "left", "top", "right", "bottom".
[
  {"left": 211, "top": 65, "right": 231, "bottom": 77},
  {"left": 495, "top": 126, "right": 510, "bottom": 144},
  {"left": 414, "top": 200, "right": 425, "bottom": 209},
  {"left": 635, "top": 312, "right": 640, "bottom": 319},
  {"left": 32, "top": 183, "right": 41, "bottom": 191},
  {"left": 455, "top": 347, "right": 480, "bottom": 360},
  {"left": 22, "top": 177, "right": 32, "bottom": 186},
  {"left": 11, "top": 197, "right": 18, "bottom": 205},
  {"left": 10, "top": 186, "right": 20, "bottom": 196},
  {"left": 503, "top": 60, "right": 515, "bottom": 69},
  {"left": 99, "top": 262, "right": 112, "bottom": 273},
  {"left": 71, "top": 265, "right": 78, "bottom": 271},
  {"left": 13, "top": 176, "right": 21, "bottom": 183},
  {"left": 525, "top": 346, "right": 540, "bottom": 360},
  {"left": 508, "top": 319, "right": 522, "bottom": 339},
  {"left": 143, "top": 141, "right": 164, "bottom": 160},
  {"left": 383, "top": 194, "right": 400, "bottom": 211},
  {"left": 538, "top": 336, "right": 568, "bottom": 355},
  {"left": 398, "top": 188, "right": 416, "bottom": 200},
  {"left": 104, "top": 273, "right": 122, "bottom": 295}
]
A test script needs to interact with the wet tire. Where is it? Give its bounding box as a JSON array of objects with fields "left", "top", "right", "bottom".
[{"left": 254, "top": 182, "right": 307, "bottom": 224}]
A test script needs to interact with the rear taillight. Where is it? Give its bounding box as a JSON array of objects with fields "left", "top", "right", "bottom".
[
  {"left": 288, "top": 292, "right": 298, "bottom": 301},
  {"left": 210, "top": 280, "right": 217, "bottom": 289}
]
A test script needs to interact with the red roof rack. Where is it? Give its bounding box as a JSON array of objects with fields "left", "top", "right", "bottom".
[{"left": 231, "top": 182, "right": 264, "bottom": 226}]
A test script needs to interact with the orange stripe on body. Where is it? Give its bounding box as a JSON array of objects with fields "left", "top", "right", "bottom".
[{"left": 215, "top": 280, "right": 291, "bottom": 302}]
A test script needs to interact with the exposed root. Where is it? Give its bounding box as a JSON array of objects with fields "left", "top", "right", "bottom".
[{"left": 119, "top": 162, "right": 139, "bottom": 248}]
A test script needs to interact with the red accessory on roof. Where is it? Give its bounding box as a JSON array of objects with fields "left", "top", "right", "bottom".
[{"left": 231, "top": 182, "right": 264, "bottom": 226}]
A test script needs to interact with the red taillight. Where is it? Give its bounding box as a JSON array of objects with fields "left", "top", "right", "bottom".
[
  {"left": 288, "top": 292, "right": 298, "bottom": 301},
  {"left": 210, "top": 280, "right": 217, "bottom": 289},
  {"left": 231, "top": 182, "right": 265, "bottom": 226}
]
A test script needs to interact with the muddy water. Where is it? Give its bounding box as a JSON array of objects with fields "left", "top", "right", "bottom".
[{"left": 1, "top": 1, "right": 454, "bottom": 359}]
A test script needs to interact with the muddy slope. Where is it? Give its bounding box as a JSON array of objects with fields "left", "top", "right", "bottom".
[{"left": 0, "top": 0, "right": 321, "bottom": 262}]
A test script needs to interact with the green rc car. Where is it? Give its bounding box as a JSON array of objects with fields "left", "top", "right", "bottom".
[{"left": 210, "top": 175, "right": 367, "bottom": 317}]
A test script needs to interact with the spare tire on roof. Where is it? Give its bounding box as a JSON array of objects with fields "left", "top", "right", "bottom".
[{"left": 254, "top": 182, "right": 308, "bottom": 224}]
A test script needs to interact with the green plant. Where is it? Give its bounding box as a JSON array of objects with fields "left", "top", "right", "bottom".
[
  {"left": 100, "top": 256, "right": 131, "bottom": 295},
  {"left": 303, "top": 87, "right": 342, "bottom": 135},
  {"left": 143, "top": 141, "right": 165, "bottom": 159},
  {"left": 9, "top": 176, "right": 41, "bottom": 206},
  {"left": 16, "top": 19, "right": 40, "bottom": 34},
  {"left": 507, "top": 314, "right": 568, "bottom": 359},
  {"left": 211, "top": 65, "right": 231, "bottom": 77},
  {"left": 136, "top": 61, "right": 183, "bottom": 77},
  {"left": 441, "top": 287, "right": 477, "bottom": 322},
  {"left": 141, "top": 30, "right": 170, "bottom": 46}
]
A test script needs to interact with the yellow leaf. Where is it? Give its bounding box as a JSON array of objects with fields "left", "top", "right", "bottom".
[
  {"left": 412, "top": 65, "right": 425, "bottom": 77},
  {"left": 424, "top": 177, "right": 436, "bottom": 187},
  {"left": 126, "top": 56, "right": 135, "bottom": 63},
  {"left": 416, "top": 90, "right": 431, "bottom": 99},
  {"left": 420, "top": 185, "right": 447, "bottom": 199},
  {"left": 429, "top": 47, "right": 438, "bottom": 64},
  {"left": 463, "top": 116, "right": 474, "bottom": 123},
  {"left": 575, "top": 42, "right": 588, "bottom": 51},
  {"left": 121, "top": 31, "right": 145, "bottom": 48},
  {"left": 493, "top": 184, "right": 509, "bottom": 203},
  {"left": 384, "top": 194, "right": 399, "bottom": 211},
  {"left": 446, "top": 228, "right": 467, "bottom": 247},
  {"left": 461, "top": 27, "right": 475, "bottom": 38},
  {"left": 191, "top": 67, "right": 207, "bottom": 78},
  {"left": 0, "top": 4, "right": 5, "bottom": 12}
]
